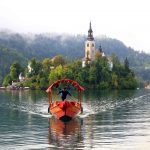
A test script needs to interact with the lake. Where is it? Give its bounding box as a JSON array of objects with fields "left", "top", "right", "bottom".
[{"left": 0, "top": 89, "right": 150, "bottom": 150}]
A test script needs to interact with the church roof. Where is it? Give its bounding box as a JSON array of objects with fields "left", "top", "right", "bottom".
[
  {"left": 87, "top": 22, "right": 94, "bottom": 41},
  {"left": 98, "top": 45, "right": 103, "bottom": 53}
]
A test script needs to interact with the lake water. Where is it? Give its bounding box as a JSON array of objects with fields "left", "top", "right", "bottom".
[{"left": 0, "top": 89, "right": 150, "bottom": 150}]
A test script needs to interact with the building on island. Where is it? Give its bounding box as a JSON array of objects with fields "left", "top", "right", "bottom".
[
  {"left": 98, "top": 45, "right": 105, "bottom": 57},
  {"left": 19, "top": 73, "right": 25, "bottom": 82},
  {"left": 82, "top": 22, "right": 113, "bottom": 70},
  {"left": 82, "top": 22, "right": 96, "bottom": 67},
  {"left": 28, "top": 62, "right": 33, "bottom": 73}
]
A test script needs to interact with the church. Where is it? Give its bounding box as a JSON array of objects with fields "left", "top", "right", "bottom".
[
  {"left": 82, "top": 22, "right": 95, "bottom": 67},
  {"left": 82, "top": 22, "right": 113, "bottom": 70}
]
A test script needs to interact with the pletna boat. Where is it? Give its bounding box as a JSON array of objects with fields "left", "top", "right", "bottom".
[{"left": 46, "top": 79, "right": 85, "bottom": 122}]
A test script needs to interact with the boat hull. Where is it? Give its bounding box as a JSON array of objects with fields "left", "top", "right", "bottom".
[{"left": 49, "top": 100, "right": 81, "bottom": 121}]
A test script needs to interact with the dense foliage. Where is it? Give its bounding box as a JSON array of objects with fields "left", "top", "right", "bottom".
[
  {"left": 0, "top": 31, "right": 150, "bottom": 84},
  {"left": 0, "top": 44, "right": 26, "bottom": 84},
  {"left": 3, "top": 54, "right": 138, "bottom": 90},
  {"left": 2, "top": 61, "right": 24, "bottom": 86}
]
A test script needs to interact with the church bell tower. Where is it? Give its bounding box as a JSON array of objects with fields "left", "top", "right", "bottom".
[{"left": 82, "top": 22, "right": 96, "bottom": 67}]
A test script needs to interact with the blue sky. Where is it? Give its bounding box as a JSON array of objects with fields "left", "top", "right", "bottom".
[{"left": 0, "top": 0, "right": 150, "bottom": 53}]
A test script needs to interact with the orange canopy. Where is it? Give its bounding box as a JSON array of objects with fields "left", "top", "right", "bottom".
[{"left": 46, "top": 79, "right": 85, "bottom": 93}]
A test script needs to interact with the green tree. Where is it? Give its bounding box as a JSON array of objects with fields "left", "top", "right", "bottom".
[
  {"left": 99, "top": 81, "right": 109, "bottom": 90},
  {"left": 52, "top": 55, "right": 66, "bottom": 67},
  {"left": 29, "top": 58, "right": 42, "bottom": 76},
  {"left": 95, "top": 50, "right": 103, "bottom": 60},
  {"left": 10, "top": 67, "right": 17, "bottom": 81},
  {"left": 63, "top": 65, "right": 74, "bottom": 79},
  {"left": 42, "top": 58, "right": 51, "bottom": 74},
  {"left": 88, "top": 66, "right": 96, "bottom": 84},
  {"left": 111, "top": 73, "right": 119, "bottom": 89},
  {"left": 124, "top": 57, "right": 130, "bottom": 76},
  {"left": 39, "top": 77, "right": 49, "bottom": 90},
  {"left": 49, "top": 65, "right": 63, "bottom": 83},
  {"left": 111, "top": 53, "right": 120, "bottom": 66},
  {"left": 10, "top": 61, "right": 23, "bottom": 81},
  {"left": 2, "top": 74, "right": 12, "bottom": 86}
]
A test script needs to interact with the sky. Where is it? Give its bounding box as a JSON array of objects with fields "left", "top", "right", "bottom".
[{"left": 0, "top": 0, "right": 150, "bottom": 53}]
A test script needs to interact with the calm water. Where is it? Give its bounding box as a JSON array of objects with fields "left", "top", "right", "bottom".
[{"left": 0, "top": 89, "right": 150, "bottom": 150}]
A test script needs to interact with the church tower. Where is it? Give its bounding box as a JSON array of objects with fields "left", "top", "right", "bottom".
[{"left": 82, "top": 22, "right": 96, "bottom": 67}]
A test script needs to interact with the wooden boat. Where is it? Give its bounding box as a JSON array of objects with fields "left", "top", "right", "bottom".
[
  {"left": 49, "top": 117, "right": 81, "bottom": 136},
  {"left": 46, "top": 79, "right": 85, "bottom": 122},
  {"left": 48, "top": 118, "right": 82, "bottom": 146}
]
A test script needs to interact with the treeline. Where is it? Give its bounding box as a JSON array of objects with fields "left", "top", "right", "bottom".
[
  {"left": 0, "top": 31, "right": 150, "bottom": 84},
  {"left": 3, "top": 53, "right": 138, "bottom": 90},
  {"left": 0, "top": 45, "right": 26, "bottom": 84}
]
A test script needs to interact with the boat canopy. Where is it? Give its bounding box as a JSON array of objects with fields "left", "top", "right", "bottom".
[{"left": 46, "top": 79, "right": 85, "bottom": 93}]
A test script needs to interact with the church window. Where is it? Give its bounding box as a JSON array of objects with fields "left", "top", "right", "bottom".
[
  {"left": 87, "top": 43, "right": 89, "bottom": 47},
  {"left": 92, "top": 43, "right": 94, "bottom": 47}
]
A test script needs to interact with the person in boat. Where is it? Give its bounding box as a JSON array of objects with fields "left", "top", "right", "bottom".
[{"left": 57, "top": 87, "right": 71, "bottom": 101}]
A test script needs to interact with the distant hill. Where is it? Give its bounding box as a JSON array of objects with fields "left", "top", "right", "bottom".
[{"left": 0, "top": 31, "right": 150, "bottom": 84}]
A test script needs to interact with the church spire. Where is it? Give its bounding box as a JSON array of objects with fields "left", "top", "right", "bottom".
[
  {"left": 87, "top": 22, "right": 94, "bottom": 41},
  {"left": 98, "top": 45, "right": 103, "bottom": 53}
]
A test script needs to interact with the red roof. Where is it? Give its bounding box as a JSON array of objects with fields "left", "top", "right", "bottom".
[{"left": 46, "top": 79, "right": 85, "bottom": 93}]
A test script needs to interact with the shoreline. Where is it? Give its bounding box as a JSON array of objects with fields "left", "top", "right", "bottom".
[{"left": 0, "top": 86, "right": 30, "bottom": 90}]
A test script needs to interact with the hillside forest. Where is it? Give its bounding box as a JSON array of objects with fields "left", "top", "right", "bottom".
[{"left": 0, "top": 31, "right": 150, "bottom": 86}]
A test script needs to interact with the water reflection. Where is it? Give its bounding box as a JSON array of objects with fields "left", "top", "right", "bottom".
[
  {"left": 83, "top": 89, "right": 138, "bottom": 101},
  {"left": 1, "top": 89, "right": 150, "bottom": 149},
  {"left": 48, "top": 117, "right": 84, "bottom": 149}
]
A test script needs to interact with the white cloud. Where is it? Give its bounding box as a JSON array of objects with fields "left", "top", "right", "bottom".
[{"left": 0, "top": 0, "right": 150, "bottom": 53}]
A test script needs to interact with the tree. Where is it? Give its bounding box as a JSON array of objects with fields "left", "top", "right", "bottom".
[
  {"left": 2, "top": 74, "right": 12, "bottom": 86},
  {"left": 10, "top": 67, "right": 17, "bottom": 81},
  {"left": 124, "top": 57, "right": 130, "bottom": 71},
  {"left": 42, "top": 58, "right": 51, "bottom": 71},
  {"left": 39, "top": 77, "right": 49, "bottom": 90},
  {"left": 95, "top": 50, "right": 102, "bottom": 60},
  {"left": 10, "top": 61, "right": 23, "bottom": 81},
  {"left": 111, "top": 53, "right": 120, "bottom": 65},
  {"left": 63, "top": 65, "right": 74, "bottom": 79},
  {"left": 88, "top": 66, "right": 96, "bottom": 84},
  {"left": 111, "top": 73, "right": 119, "bottom": 89},
  {"left": 49, "top": 65, "right": 63, "bottom": 83},
  {"left": 52, "top": 55, "right": 66, "bottom": 67},
  {"left": 29, "top": 58, "right": 42, "bottom": 76},
  {"left": 99, "top": 81, "right": 109, "bottom": 90}
]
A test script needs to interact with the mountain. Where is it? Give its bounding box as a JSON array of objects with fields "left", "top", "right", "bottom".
[{"left": 0, "top": 31, "right": 150, "bottom": 84}]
